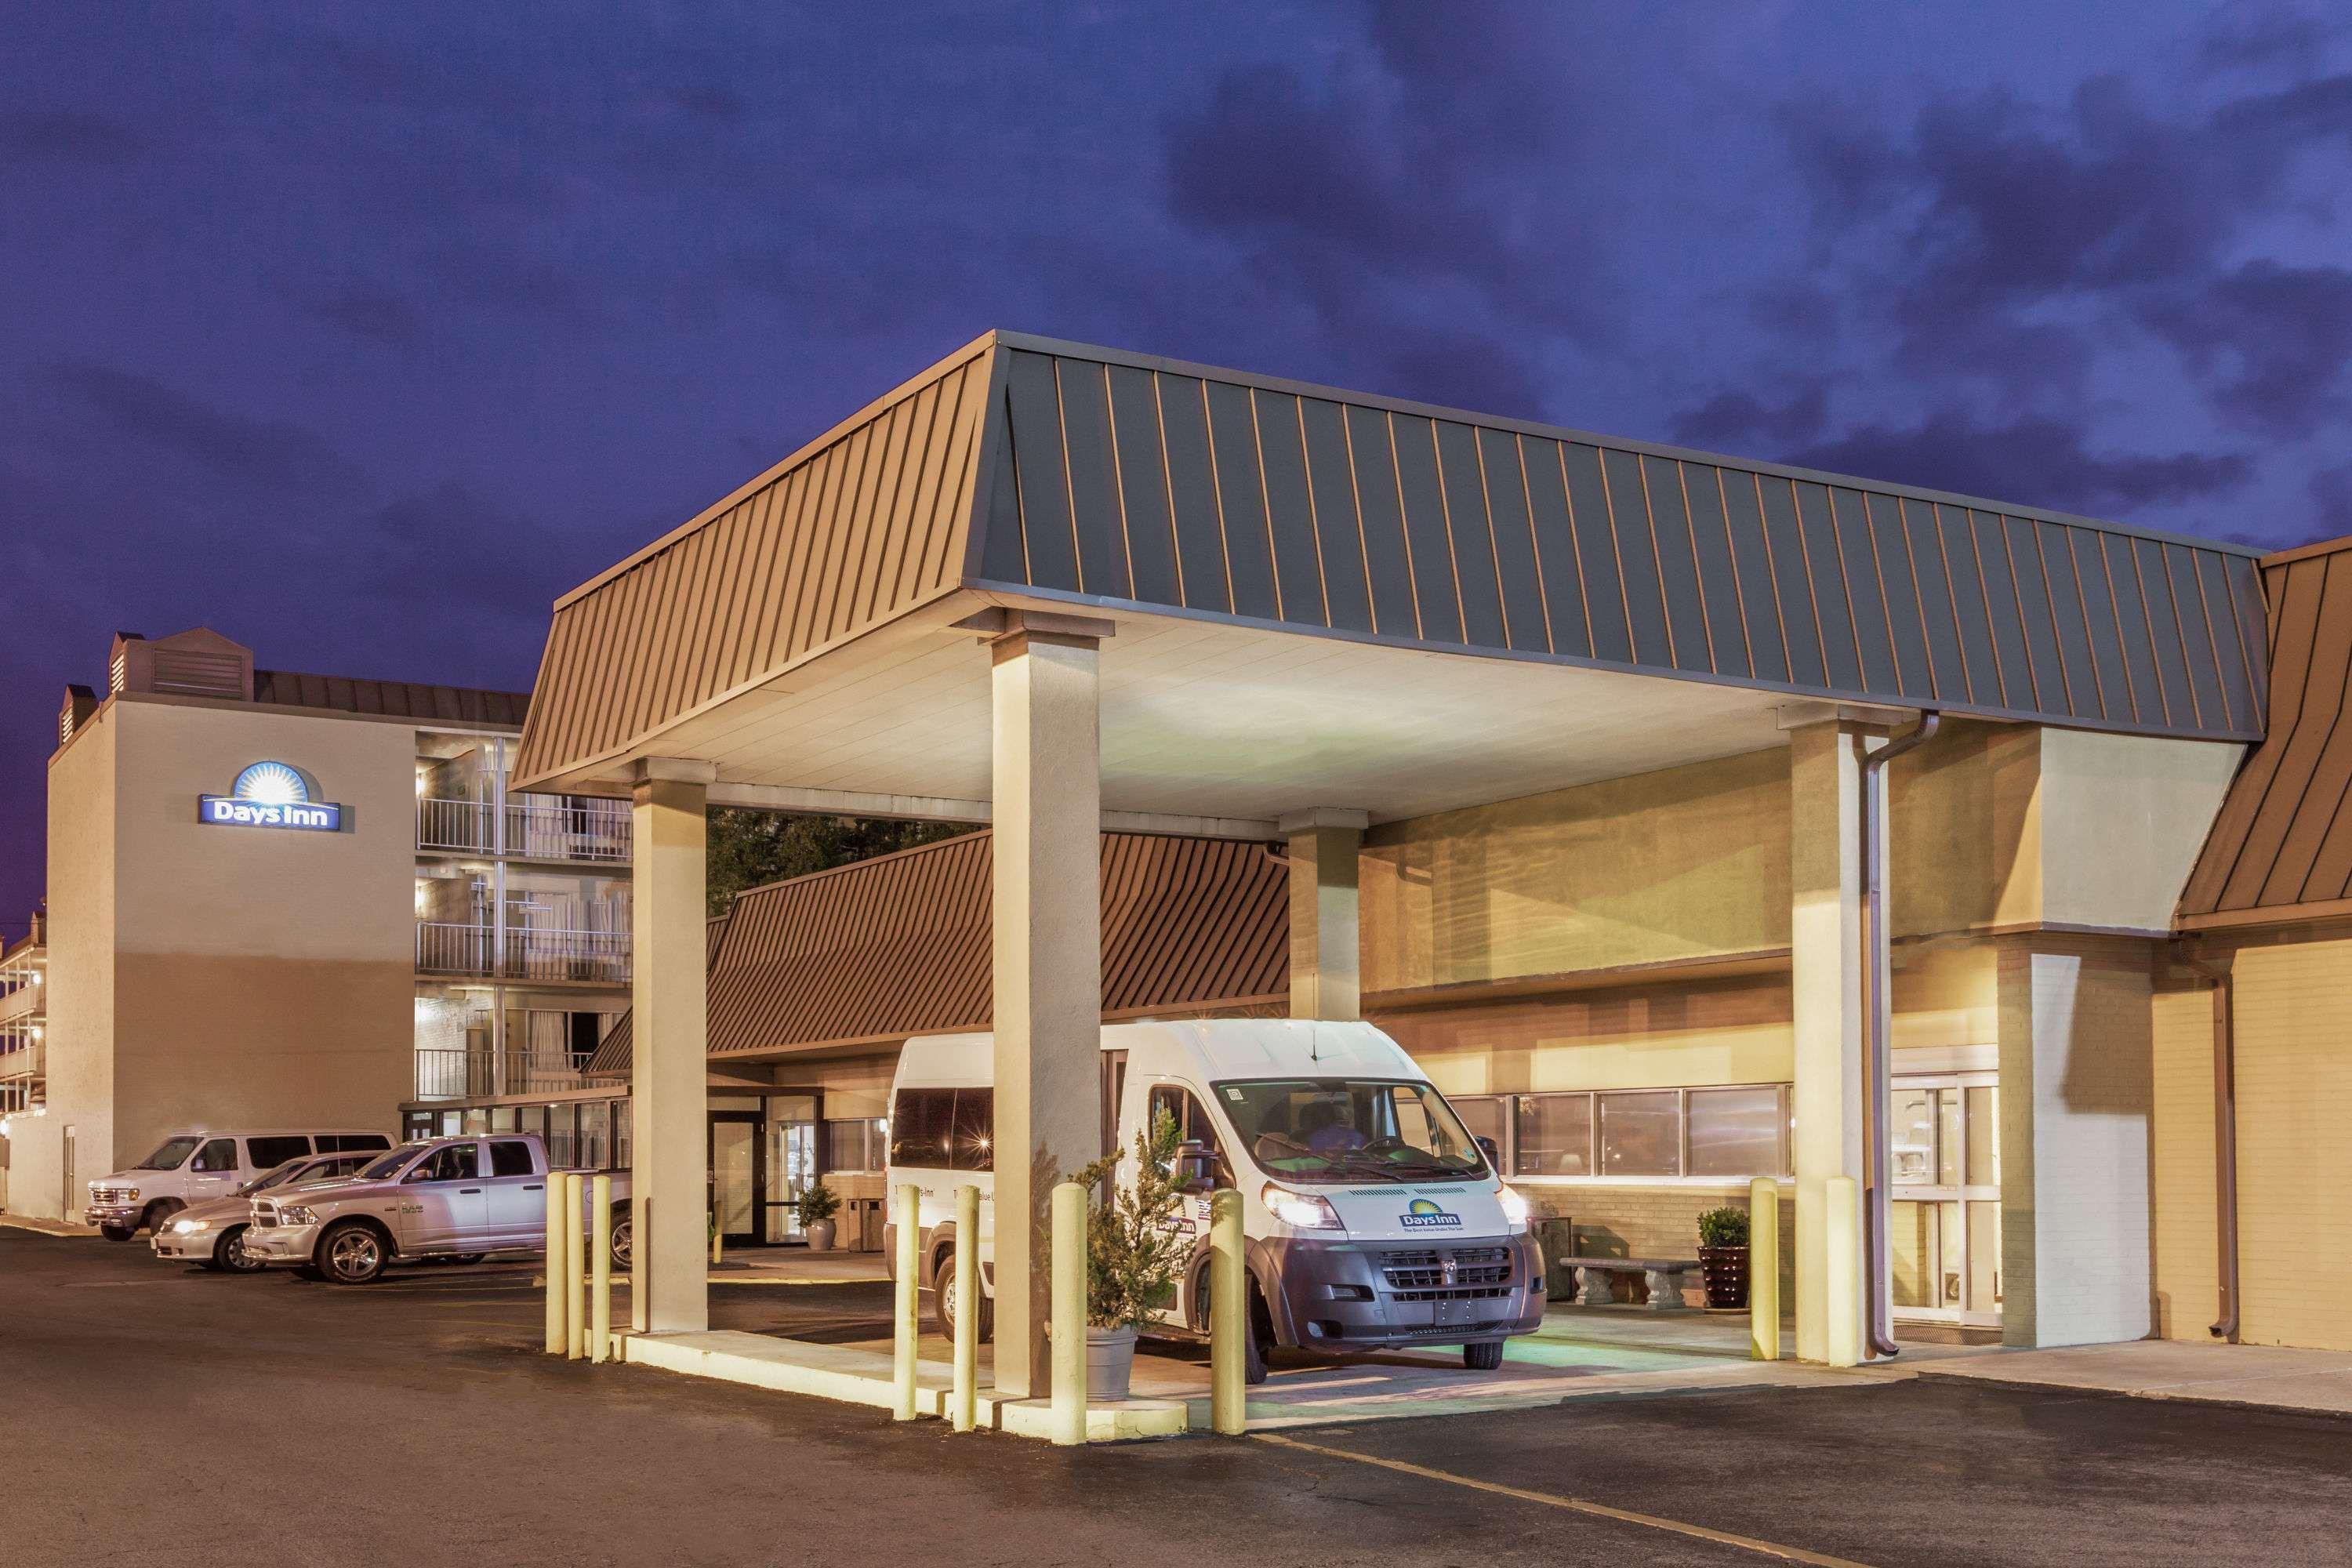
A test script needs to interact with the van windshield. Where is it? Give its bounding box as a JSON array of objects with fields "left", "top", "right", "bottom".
[
  {"left": 134, "top": 1137, "right": 202, "bottom": 1171},
  {"left": 1214, "top": 1079, "right": 1490, "bottom": 1185}
]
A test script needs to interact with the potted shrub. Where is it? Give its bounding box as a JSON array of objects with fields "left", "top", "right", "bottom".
[
  {"left": 1696, "top": 1206, "right": 1750, "bottom": 1309},
  {"left": 1072, "top": 1107, "right": 1189, "bottom": 1401},
  {"left": 797, "top": 1181, "right": 840, "bottom": 1251}
]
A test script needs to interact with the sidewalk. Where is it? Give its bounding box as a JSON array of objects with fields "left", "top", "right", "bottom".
[
  {"left": 1912, "top": 1338, "right": 2352, "bottom": 1418},
  {"left": 709, "top": 1248, "right": 888, "bottom": 1285},
  {"left": 0, "top": 1212, "right": 100, "bottom": 1238}
]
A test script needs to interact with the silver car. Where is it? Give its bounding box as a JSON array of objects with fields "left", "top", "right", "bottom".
[{"left": 150, "top": 1151, "right": 379, "bottom": 1272}]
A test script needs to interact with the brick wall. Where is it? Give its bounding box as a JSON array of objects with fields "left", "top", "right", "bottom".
[{"left": 1526, "top": 1183, "right": 1796, "bottom": 1309}]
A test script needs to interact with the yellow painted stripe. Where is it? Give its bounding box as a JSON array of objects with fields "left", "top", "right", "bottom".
[{"left": 1252, "top": 1432, "right": 1875, "bottom": 1568}]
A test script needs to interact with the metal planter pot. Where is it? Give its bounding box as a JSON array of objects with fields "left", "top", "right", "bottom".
[
  {"left": 1087, "top": 1324, "right": 1138, "bottom": 1401},
  {"left": 1697, "top": 1244, "right": 1749, "bottom": 1309}
]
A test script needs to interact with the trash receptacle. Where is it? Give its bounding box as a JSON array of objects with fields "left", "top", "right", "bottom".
[{"left": 1535, "top": 1217, "right": 1578, "bottom": 1301}]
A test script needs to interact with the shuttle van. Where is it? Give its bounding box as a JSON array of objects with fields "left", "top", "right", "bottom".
[{"left": 884, "top": 1018, "right": 1544, "bottom": 1381}]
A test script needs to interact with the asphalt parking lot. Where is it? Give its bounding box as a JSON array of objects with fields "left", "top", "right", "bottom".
[{"left": 7, "top": 1228, "right": 2350, "bottom": 1568}]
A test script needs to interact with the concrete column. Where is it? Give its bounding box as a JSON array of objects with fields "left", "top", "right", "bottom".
[
  {"left": 1278, "top": 808, "right": 1367, "bottom": 1021},
  {"left": 629, "top": 757, "right": 713, "bottom": 1335},
  {"left": 1997, "top": 940, "right": 2155, "bottom": 1348},
  {"left": 989, "top": 625, "right": 1103, "bottom": 1399},
  {"left": 1788, "top": 722, "right": 1865, "bottom": 1366}
]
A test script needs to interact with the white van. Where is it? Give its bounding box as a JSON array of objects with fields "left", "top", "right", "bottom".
[
  {"left": 884, "top": 1018, "right": 1543, "bottom": 1381},
  {"left": 85, "top": 1127, "right": 392, "bottom": 1240}
]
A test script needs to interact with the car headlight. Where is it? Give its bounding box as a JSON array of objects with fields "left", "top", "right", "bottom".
[
  {"left": 1497, "top": 1184, "right": 1531, "bottom": 1229},
  {"left": 172, "top": 1218, "right": 209, "bottom": 1235},
  {"left": 1261, "top": 1183, "right": 1343, "bottom": 1231},
  {"left": 281, "top": 1205, "right": 320, "bottom": 1226}
]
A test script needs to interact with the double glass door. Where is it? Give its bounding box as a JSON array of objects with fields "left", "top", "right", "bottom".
[{"left": 1889, "top": 1073, "right": 2002, "bottom": 1326}]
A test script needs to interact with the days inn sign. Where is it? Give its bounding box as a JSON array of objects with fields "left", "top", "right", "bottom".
[{"left": 199, "top": 760, "right": 343, "bottom": 833}]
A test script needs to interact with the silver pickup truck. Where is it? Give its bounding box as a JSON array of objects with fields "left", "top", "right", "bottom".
[{"left": 241, "top": 1134, "right": 630, "bottom": 1284}]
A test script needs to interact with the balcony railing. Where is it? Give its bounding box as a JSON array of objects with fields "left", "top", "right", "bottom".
[
  {"left": 415, "top": 923, "right": 630, "bottom": 983},
  {"left": 412, "top": 1046, "right": 601, "bottom": 1102},
  {"left": 0, "top": 1035, "right": 44, "bottom": 1081},
  {"left": 417, "top": 795, "right": 630, "bottom": 862}
]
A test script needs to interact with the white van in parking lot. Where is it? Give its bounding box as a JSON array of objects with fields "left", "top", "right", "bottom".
[
  {"left": 85, "top": 1128, "right": 392, "bottom": 1240},
  {"left": 884, "top": 1018, "right": 1543, "bottom": 1381}
]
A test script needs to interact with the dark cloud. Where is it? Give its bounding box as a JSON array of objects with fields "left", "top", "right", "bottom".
[
  {"left": 1675, "top": 383, "right": 1830, "bottom": 452},
  {"left": 42, "top": 362, "right": 363, "bottom": 495},
  {"left": 359, "top": 482, "right": 568, "bottom": 617},
  {"left": 308, "top": 292, "right": 425, "bottom": 347},
  {"left": 2143, "top": 262, "right": 2352, "bottom": 438},
  {"left": 1787, "top": 408, "right": 2251, "bottom": 517},
  {"left": 0, "top": 110, "right": 143, "bottom": 163}
]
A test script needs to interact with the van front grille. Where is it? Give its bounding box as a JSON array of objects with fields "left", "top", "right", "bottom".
[{"left": 1380, "top": 1243, "right": 1513, "bottom": 1293}]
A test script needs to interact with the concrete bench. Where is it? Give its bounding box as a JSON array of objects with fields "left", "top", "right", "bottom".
[{"left": 1572, "top": 1258, "right": 1698, "bottom": 1311}]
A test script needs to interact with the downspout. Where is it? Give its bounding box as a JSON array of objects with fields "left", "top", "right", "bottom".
[
  {"left": 2177, "top": 945, "right": 2240, "bottom": 1342},
  {"left": 1861, "top": 711, "right": 1940, "bottom": 1360}
]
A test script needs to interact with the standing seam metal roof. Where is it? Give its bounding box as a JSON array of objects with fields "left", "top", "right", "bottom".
[{"left": 516, "top": 330, "right": 2267, "bottom": 789}]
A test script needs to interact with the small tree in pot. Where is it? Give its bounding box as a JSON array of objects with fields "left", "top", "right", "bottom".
[
  {"left": 1696, "top": 1206, "right": 1750, "bottom": 1309},
  {"left": 1073, "top": 1106, "right": 1189, "bottom": 1400},
  {"left": 797, "top": 1181, "right": 840, "bottom": 1251}
]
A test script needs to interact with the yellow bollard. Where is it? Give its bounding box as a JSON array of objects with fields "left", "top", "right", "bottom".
[
  {"left": 1050, "top": 1180, "right": 1087, "bottom": 1446},
  {"left": 590, "top": 1174, "right": 612, "bottom": 1365},
  {"left": 893, "top": 1183, "right": 921, "bottom": 1421},
  {"left": 1748, "top": 1177, "right": 1779, "bottom": 1362},
  {"left": 1825, "top": 1174, "right": 1860, "bottom": 1368},
  {"left": 543, "top": 1177, "right": 565, "bottom": 1355},
  {"left": 711, "top": 1214, "right": 723, "bottom": 1266},
  {"left": 563, "top": 1173, "right": 586, "bottom": 1360},
  {"left": 952, "top": 1183, "right": 979, "bottom": 1433},
  {"left": 1209, "top": 1188, "right": 1246, "bottom": 1436}
]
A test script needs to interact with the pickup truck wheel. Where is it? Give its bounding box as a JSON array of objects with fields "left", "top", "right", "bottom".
[
  {"left": 609, "top": 1216, "right": 633, "bottom": 1272},
  {"left": 99, "top": 1224, "right": 136, "bottom": 1242},
  {"left": 319, "top": 1220, "right": 389, "bottom": 1284},
  {"left": 933, "top": 1249, "right": 993, "bottom": 1343},
  {"left": 450, "top": 1254, "right": 488, "bottom": 1265},
  {"left": 1463, "top": 1338, "right": 1506, "bottom": 1371},
  {"left": 216, "top": 1225, "right": 267, "bottom": 1274}
]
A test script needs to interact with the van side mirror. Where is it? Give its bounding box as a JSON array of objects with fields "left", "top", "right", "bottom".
[
  {"left": 1174, "top": 1140, "right": 1218, "bottom": 1192},
  {"left": 1475, "top": 1135, "right": 1501, "bottom": 1167}
]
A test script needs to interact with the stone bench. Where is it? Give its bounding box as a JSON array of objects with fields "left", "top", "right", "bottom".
[{"left": 1571, "top": 1257, "right": 1700, "bottom": 1311}]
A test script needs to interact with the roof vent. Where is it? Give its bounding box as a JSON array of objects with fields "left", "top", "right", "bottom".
[
  {"left": 109, "top": 628, "right": 255, "bottom": 702},
  {"left": 58, "top": 685, "right": 97, "bottom": 747}
]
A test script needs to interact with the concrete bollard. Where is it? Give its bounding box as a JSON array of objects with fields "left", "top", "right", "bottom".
[
  {"left": 1050, "top": 1180, "right": 1087, "bottom": 1446},
  {"left": 711, "top": 1214, "right": 724, "bottom": 1266},
  {"left": 952, "top": 1183, "right": 979, "bottom": 1433},
  {"left": 1209, "top": 1188, "right": 1246, "bottom": 1436},
  {"left": 564, "top": 1173, "right": 586, "bottom": 1360},
  {"left": 544, "top": 1178, "right": 565, "bottom": 1355},
  {"left": 1825, "top": 1174, "right": 1860, "bottom": 1368},
  {"left": 893, "top": 1183, "right": 921, "bottom": 1421},
  {"left": 1748, "top": 1177, "right": 1779, "bottom": 1362},
  {"left": 590, "top": 1174, "right": 612, "bottom": 1365}
]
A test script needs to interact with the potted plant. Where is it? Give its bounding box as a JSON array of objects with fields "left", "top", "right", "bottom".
[
  {"left": 1696, "top": 1206, "right": 1750, "bottom": 1309},
  {"left": 1072, "top": 1107, "right": 1189, "bottom": 1401},
  {"left": 797, "top": 1181, "right": 840, "bottom": 1251}
]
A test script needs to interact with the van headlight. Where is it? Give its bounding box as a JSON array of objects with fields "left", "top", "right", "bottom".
[
  {"left": 1261, "top": 1184, "right": 1342, "bottom": 1231},
  {"left": 172, "top": 1218, "right": 209, "bottom": 1235},
  {"left": 1497, "top": 1184, "right": 1531, "bottom": 1229}
]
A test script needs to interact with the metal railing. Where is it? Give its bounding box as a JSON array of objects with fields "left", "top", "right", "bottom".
[
  {"left": 414, "top": 923, "right": 631, "bottom": 983},
  {"left": 416, "top": 795, "right": 630, "bottom": 862},
  {"left": 412, "top": 1046, "right": 602, "bottom": 1102}
]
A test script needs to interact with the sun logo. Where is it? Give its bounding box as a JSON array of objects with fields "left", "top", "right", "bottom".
[{"left": 230, "top": 760, "right": 311, "bottom": 806}]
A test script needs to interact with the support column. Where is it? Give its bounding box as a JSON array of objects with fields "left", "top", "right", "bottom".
[
  {"left": 989, "top": 622, "right": 1104, "bottom": 1399},
  {"left": 1788, "top": 722, "right": 1865, "bottom": 1366},
  {"left": 629, "top": 757, "right": 713, "bottom": 1335},
  {"left": 1279, "top": 808, "right": 1367, "bottom": 1021}
]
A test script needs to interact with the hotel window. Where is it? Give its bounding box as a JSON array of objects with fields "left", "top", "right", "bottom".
[
  {"left": 1447, "top": 1094, "right": 1508, "bottom": 1165},
  {"left": 1511, "top": 1085, "right": 1790, "bottom": 1180},
  {"left": 820, "top": 1118, "right": 885, "bottom": 1174}
]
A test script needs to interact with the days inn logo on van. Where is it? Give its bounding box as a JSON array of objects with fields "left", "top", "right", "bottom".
[
  {"left": 1399, "top": 1197, "right": 1462, "bottom": 1229},
  {"left": 198, "top": 760, "right": 343, "bottom": 833}
]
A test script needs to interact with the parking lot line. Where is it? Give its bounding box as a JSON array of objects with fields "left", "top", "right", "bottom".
[{"left": 1250, "top": 1432, "right": 1874, "bottom": 1568}]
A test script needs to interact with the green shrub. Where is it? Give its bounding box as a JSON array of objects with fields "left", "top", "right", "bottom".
[
  {"left": 796, "top": 1181, "right": 840, "bottom": 1226},
  {"left": 1074, "top": 1106, "right": 1189, "bottom": 1330},
  {"left": 1697, "top": 1207, "right": 1750, "bottom": 1249}
]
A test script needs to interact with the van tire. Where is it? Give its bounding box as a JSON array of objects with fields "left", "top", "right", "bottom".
[
  {"left": 143, "top": 1200, "right": 182, "bottom": 1236},
  {"left": 934, "top": 1249, "right": 993, "bottom": 1343},
  {"left": 318, "top": 1219, "right": 390, "bottom": 1284},
  {"left": 1244, "top": 1283, "right": 1271, "bottom": 1386},
  {"left": 1464, "top": 1339, "right": 1506, "bottom": 1371},
  {"left": 100, "top": 1224, "right": 136, "bottom": 1242}
]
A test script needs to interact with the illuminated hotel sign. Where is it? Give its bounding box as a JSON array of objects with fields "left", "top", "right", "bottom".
[{"left": 198, "top": 761, "right": 343, "bottom": 833}]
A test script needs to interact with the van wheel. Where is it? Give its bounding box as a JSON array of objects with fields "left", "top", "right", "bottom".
[
  {"left": 1464, "top": 1339, "right": 1506, "bottom": 1371},
  {"left": 319, "top": 1221, "right": 389, "bottom": 1284},
  {"left": 216, "top": 1225, "right": 266, "bottom": 1274},
  {"left": 100, "top": 1224, "right": 136, "bottom": 1242},
  {"left": 934, "top": 1250, "right": 993, "bottom": 1343},
  {"left": 1244, "top": 1283, "right": 1271, "bottom": 1386},
  {"left": 143, "top": 1201, "right": 182, "bottom": 1236}
]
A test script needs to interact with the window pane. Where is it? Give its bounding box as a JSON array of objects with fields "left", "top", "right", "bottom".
[
  {"left": 248, "top": 1135, "right": 310, "bottom": 1168},
  {"left": 546, "top": 1107, "right": 575, "bottom": 1168},
  {"left": 1891, "top": 1199, "right": 1936, "bottom": 1308},
  {"left": 888, "top": 1089, "right": 954, "bottom": 1168},
  {"left": 1598, "top": 1091, "right": 1679, "bottom": 1176},
  {"left": 1936, "top": 1091, "right": 1962, "bottom": 1186},
  {"left": 488, "top": 1139, "right": 535, "bottom": 1178},
  {"left": 1514, "top": 1093, "right": 1591, "bottom": 1176},
  {"left": 1687, "top": 1087, "right": 1784, "bottom": 1178},
  {"left": 1890, "top": 1088, "right": 1935, "bottom": 1185},
  {"left": 580, "top": 1102, "right": 610, "bottom": 1169},
  {"left": 822, "top": 1119, "right": 878, "bottom": 1173},
  {"left": 950, "top": 1088, "right": 994, "bottom": 1172},
  {"left": 194, "top": 1138, "right": 238, "bottom": 1173},
  {"left": 1450, "top": 1094, "right": 1506, "bottom": 1157},
  {"left": 1965, "top": 1086, "right": 1998, "bottom": 1186}
]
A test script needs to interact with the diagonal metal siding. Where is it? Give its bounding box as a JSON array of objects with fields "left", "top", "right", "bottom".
[
  {"left": 976, "top": 339, "right": 2267, "bottom": 742},
  {"left": 513, "top": 342, "right": 996, "bottom": 788}
]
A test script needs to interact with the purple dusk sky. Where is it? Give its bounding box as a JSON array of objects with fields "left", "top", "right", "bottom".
[{"left": 5, "top": 3, "right": 2351, "bottom": 935}]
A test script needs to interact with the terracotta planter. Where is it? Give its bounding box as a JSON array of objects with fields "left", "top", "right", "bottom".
[
  {"left": 804, "top": 1218, "right": 837, "bottom": 1252},
  {"left": 1087, "top": 1324, "right": 1138, "bottom": 1401},
  {"left": 1697, "top": 1244, "right": 1748, "bottom": 1309}
]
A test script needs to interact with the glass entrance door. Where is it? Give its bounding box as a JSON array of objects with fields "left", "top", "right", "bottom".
[
  {"left": 709, "top": 1112, "right": 762, "bottom": 1247},
  {"left": 1889, "top": 1072, "right": 2001, "bottom": 1326},
  {"left": 766, "top": 1093, "right": 819, "bottom": 1243}
]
